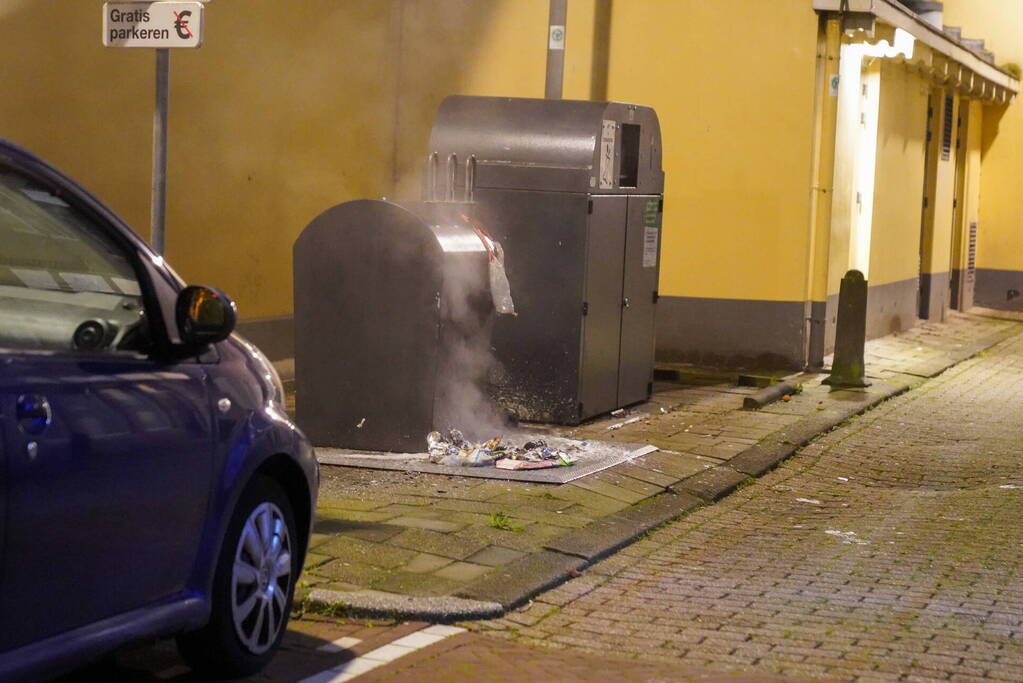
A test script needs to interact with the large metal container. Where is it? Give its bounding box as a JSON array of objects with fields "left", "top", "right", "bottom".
[
  {"left": 428, "top": 95, "right": 665, "bottom": 424},
  {"left": 293, "top": 199, "right": 493, "bottom": 452}
]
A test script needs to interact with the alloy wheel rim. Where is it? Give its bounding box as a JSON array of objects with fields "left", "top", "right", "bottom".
[{"left": 231, "top": 501, "right": 292, "bottom": 655}]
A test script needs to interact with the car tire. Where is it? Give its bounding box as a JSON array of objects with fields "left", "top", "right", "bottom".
[{"left": 177, "top": 475, "right": 298, "bottom": 679}]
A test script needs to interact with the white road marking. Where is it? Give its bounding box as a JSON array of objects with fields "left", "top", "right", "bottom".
[
  {"left": 316, "top": 636, "right": 363, "bottom": 653},
  {"left": 300, "top": 625, "right": 466, "bottom": 683}
]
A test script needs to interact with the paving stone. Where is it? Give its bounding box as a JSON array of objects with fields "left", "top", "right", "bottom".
[
  {"left": 547, "top": 485, "right": 633, "bottom": 515},
  {"left": 388, "top": 516, "right": 465, "bottom": 533},
  {"left": 315, "top": 536, "right": 417, "bottom": 569},
  {"left": 630, "top": 451, "right": 716, "bottom": 480},
  {"left": 369, "top": 571, "right": 463, "bottom": 597},
  {"left": 403, "top": 553, "right": 454, "bottom": 574},
  {"left": 452, "top": 524, "right": 565, "bottom": 553},
  {"left": 389, "top": 527, "right": 488, "bottom": 560},
  {"left": 488, "top": 492, "right": 576, "bottom": 511},
  {"left": 316, "top": 497, "right": 390, "bottom": 512},
  {"left": 432, "top": 499, "right": 504, "bottom": 514},
  {"left": 302, "top": 552, "right": 331, "bottom": 569},
  {"left": 310, "top": 559, "right": 386, "bottom": 585},
  {"left": 434, "top": 561, "right": 493, "bottom": 582},
  {"left": 313, "top": 509, "right": 398, "bottom": 523},
  {"left": 375, "top": 504, "right": 442, "bottom": 517},
  {"left": 569, "top": 477, "right": 658, "bottom": 505},
  {"left": 611, "top": 463, "right": 682, "bottom": 488},
  {"left": 465, "top": 546, "right": 526, "bottom": 567},
  {"left": 313, "top": 519, "right": 404, "bottom": 543}
]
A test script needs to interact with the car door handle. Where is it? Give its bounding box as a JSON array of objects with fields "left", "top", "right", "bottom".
[{"left": 16, "top": 394, "right": 52, "bottom": 435}]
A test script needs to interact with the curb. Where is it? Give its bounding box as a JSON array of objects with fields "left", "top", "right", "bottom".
[
  {"left": 301, "top": 321, "right": 1019, "bottom": 622},
  {"left": 304, "top": 589, "right": 503, "bottom": 623}
]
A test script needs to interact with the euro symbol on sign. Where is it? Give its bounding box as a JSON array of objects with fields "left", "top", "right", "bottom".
[{"left": 174, "top": 10, "right": 193, "bottom": 39}]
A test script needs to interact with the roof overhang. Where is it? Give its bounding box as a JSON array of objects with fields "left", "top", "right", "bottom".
[{"left": 813, "top": 0, "right": 1019, "bottom": 102}]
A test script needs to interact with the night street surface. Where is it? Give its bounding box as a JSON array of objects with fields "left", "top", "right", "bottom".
[{"left": 57, "top": 328, "right": 1023, "bottom": 681}]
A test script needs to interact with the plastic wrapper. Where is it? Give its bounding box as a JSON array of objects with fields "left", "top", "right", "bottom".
[{"left": 488, "top": 241, "right": 516, "bottom": 316}]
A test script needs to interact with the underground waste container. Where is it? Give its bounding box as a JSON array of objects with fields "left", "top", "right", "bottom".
[
  {"left": 293, "top": 199, "right": 504, "bottom": 453},
  {"left": 426, "top": 95, "right": 665, "bottom": 425}
]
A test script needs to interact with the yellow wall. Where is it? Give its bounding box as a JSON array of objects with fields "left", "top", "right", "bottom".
[
  {"left": 869, "top": 61, "right": 928, "bottom": 287},
  {"left": 0, "top": 1, "right": 852, "bottom": 320},
  {"left": 603, "top": 1, "right": 820, "bottom": 302},
  {"left": 0, "top": 0, "right": 560, "bottom": 321},
  {"left": 943, "top": 0, "right": 1023, "bottom": 273}
]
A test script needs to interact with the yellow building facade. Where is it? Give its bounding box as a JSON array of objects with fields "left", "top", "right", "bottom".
[{"left": 0, "top": 1, "right": 1018, "bottom": 367}]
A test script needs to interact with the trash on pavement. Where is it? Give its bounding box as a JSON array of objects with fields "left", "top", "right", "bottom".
[
  {"left": 606, "top": 415, "right": 645, "bottom": 431},
  {"left": 825, "top": 529, "right": 869, "bottom": 545},
  {"left": 425, "top": 430, "right": 578, "bottom": 468}
]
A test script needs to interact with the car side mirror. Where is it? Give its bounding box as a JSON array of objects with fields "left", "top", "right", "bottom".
[{"left": 176, "top": 285, "right": 237, "bottom": 348}]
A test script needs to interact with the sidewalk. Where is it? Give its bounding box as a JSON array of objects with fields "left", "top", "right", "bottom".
[{"left": 289, "top": 311, "right": 1019, "bottom": 621}]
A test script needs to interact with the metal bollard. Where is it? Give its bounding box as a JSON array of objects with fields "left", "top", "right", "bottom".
[{"left": 823, "top": 270, "right": 871, "bottom": 388}]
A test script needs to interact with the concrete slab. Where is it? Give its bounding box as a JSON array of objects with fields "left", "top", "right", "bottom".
[{"left": 317, "top": 439, "right": 655, "bottom": 484}]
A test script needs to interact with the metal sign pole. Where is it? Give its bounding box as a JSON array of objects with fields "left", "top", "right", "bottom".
[{"left": 151, "top": 47, "right": 169, "bottom": 255}]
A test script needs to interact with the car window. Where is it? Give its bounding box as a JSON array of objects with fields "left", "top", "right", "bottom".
[{"left": 0, "top": 167, "right": 152, "bottom": 354}]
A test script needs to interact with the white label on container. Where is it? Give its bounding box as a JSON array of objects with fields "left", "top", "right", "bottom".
[
  {"left": 599, "top": 120, "right": 616, "bottom": 190},
  {"left": 643, "top": 226, "right": 659, "bottom": 268},
  {"left": 642, "top": 197, "right": 660, "bottom": 268},
  {"left": 549, "top": 25, "right": 565, "bottom": 50}
]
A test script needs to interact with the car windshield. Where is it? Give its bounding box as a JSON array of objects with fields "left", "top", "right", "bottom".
[{"left": 0, "top": 167, "right": 151, "bottom": 353}]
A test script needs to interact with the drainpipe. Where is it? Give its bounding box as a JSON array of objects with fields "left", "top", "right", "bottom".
[
  {"left": 545, "top": 0, "right": 567, "bottom": 99},
  {"left": 803, "top": 15, "right": 843, "bottom": 369}
]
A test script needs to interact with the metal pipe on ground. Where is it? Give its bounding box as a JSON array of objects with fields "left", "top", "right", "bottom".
[{"left": 743, "top": 381, "right": 799, "bottom": 410}]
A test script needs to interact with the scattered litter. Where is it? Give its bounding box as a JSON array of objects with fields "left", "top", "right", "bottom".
[
  {"left": 796, "top": 498, "right": 821, "bottom": 505},
  {"left": 660, "top": 407, "right": 667, "bottom": 414},
  {"left": 999, "top": 484, "right": 1020, "bottom": 489},
  {"left": 606, "top": 415, "right": 645, "bottom": 431},
  {"left": 610, "top": 408, "right": 625, "bottom": 417},
  {"left": 825, "top": 530, "right": 869, "bottom": 545},
  {"left": 567, "top": 568, "right": 583, "bottom": 578},
  {"left": 837, "top": 476, "right": 849, "bottom": 482},
  {"left": 660, "top": 449, "right": 681, "bottom": 454},
  {"left": 426, "top": 429, "right": 578, "bottom": 469},
  {"left": 782, "top": 395, "right": 791, "bottom": 402},
  {"left": 356, "top": 418, "right": 366, "bottom": 428},
  {"left": 497, "top": 457, "right": 574, "bottom": 471}
]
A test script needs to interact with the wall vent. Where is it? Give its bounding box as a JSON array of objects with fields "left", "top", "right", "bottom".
[
  {"left": 941, "top": 95, "right": 954, "bottom": 161},
  {"left": 967, "top": 221, "right": 978, "bottom": 284}
]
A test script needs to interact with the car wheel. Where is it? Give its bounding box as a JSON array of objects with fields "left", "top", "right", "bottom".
[{"left": 177, "top": 475, "right": 298, "bottom": 678}]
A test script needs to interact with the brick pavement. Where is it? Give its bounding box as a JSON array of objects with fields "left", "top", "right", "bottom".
[
  {"left": 467, "top": 326, "right": 1023, "bottom": 681},
  {"left": 293, "top": 312, "right": 1019, "bottom": 613},
  {"left": 356, "top": 631, "right": 798, "bottom": 682}
]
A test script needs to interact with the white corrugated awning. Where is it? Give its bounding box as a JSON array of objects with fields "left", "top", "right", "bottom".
[{"left": 813, "top": 0, "right": 1019, "bottom": 102}]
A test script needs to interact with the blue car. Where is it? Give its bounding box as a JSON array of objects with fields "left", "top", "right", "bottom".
[{"left": 0, "top": 138, "right": 317, "bottom": 682}]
